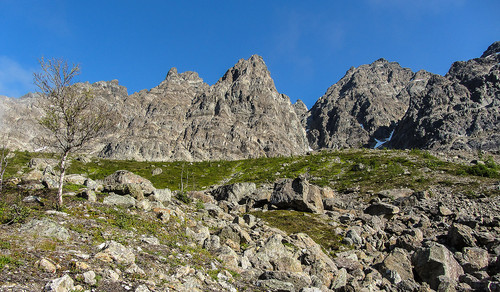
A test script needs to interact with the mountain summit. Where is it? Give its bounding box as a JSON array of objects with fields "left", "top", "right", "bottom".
[{"left": 97, "top": 55, "right": 308, "bottom": 161}]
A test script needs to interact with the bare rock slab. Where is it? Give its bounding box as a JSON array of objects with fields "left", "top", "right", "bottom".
[
  {"left": 20, "top": 218, "right": 70, "bottom": 241},
  {"left": 412, "top": 242, "right": 464, "bottom": 290}
]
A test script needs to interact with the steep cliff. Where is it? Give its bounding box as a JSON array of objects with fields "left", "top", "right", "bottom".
[
  {"left": 307, "top": 59, "right": 414, "bottom": 149},
  {"left": 389, "top": 42, "right": 500, "bottom": 152}
]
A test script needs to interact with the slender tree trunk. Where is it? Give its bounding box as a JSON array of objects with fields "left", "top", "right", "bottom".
[
  {"left": 0, "top": 147, "right": 8, "bottom": 193},
  {"left": 57, "top": 151, "right": 69, "bottom": 208}
]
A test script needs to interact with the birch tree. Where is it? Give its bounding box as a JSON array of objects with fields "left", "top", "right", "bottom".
[{"left": 34, "top": 57, "right": 111, "bottom": 208}]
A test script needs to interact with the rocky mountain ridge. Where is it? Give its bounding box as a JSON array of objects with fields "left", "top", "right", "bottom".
[
  {"left": 389, "top": 41, "right": 500, "bottom": 152},
  {"left": 0, "top": 42, "right": 498, "bottom": 160},
  {"left": 307, "top": 41, "right": 499, "bottom": 154},
  {"left": 1, "top": 56, "right": 309, "bottom": 161}
]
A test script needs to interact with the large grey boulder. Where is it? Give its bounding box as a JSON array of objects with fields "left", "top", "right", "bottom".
[
  {"left": 364, "top": 202, "right": 400, "bottom": 216},
  {"left": 447, "top": 223, "right": 477, "bottom": 250},
  {"left": 64, "top": 174, "right": 87, "bottom": 185},
  {"left": 100, "top": 170, "right": 155, "bottom": 195},
  {"left": 104, "top": 183, "right": 144, "bottom": 200},
  {"left": 151, "top": 188, "right": 172, "bottom": 203},
  {"left": 412, "top": 242, "right": 464, "bottom": 290},
  {"left": 290, "top": 233, "right": 338, "bottom": 288},
  {"left": 380, "top": 248, "right": 413, "bottom": 284},
  {"left": 255, "top": 279, "right": 296, "bottom": 291},
  {"left": 95, "top": 241, "right": 135, "bottom": 265},
  {"left": 459, "top": 247, "right": 489, "bottom": 273},
  {"left": 258, "top": 271, "right": 312, "bottom": 291},
  {"left": 211, "top": 183, "right": 256, "bottom": 204},
  {"left": 270, "top": 177, "right": 324, "bottom": 213},
  {"left": 44, "top": 274, "right": 74, "bottom": 292},
  {"left": 248, "top": 234, "right": 302, "bottom": 274}
]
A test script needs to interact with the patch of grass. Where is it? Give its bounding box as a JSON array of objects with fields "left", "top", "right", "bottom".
[
  {"left": 0, "top": 242, "right": 11, "bottom": 249},
  {"left": 463, "top": 163, "right": 499, "bottom": 178},
  {"left": 37, "top": 239, "right": 58, "bottom": 251},
  {"left": 5, "top": 148, "right": 497, "bottom": 199},
  {"left": 68, "top": 158, "right": 237, "bottom": 191},
  {"left": 195, "top": 200, "right": 205, "bottom": 210},
  {"left": 63, "top": 183, "right": 85, "bottom": 192},
  {"left": 0, "top": 201, "right": 32, "bottom": 225},
  {"left": 207, "top": 269, "right": 221, "bottom": 280},
  {"left": 3, "top": 150, "right": 58, "bottom": 178},
  {"left": 0, "top": 255, "right": 21, "bottom": 269},
  {"left": 251, "top": 210, "right": 346, "bottom": 252}
]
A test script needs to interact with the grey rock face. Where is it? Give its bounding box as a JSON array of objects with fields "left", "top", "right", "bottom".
[
  {"left": 307, "top": 59, "right": 414, "bottom": 149},
  {"left": 0, "top": 94, "right": 44, "bottom": 152},
  {"left": 412, "top": 242, "right": 464, "bottom": 290},
  {"left": 308, "top": 41, "right": 499, "bottom": 153},
  {"left": 293, "top": 99, "right": 309, "bottom": 128},
  {"left": 390, "top": 42, "right": 500, "bottom": 153}
]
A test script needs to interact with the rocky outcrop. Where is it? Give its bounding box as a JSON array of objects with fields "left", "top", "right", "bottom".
[
  {"left": 307, "top": 59, "right": 414, "bottom": 149},
  {"left": 97, "top": 69, "right": 209, "bottom": 161},
  {"left": 390, "top": 42, "right": 500, "bottom": 153},
  {"left": 307, "top": 41, "right": 499, "bottom": 153},
  {"left": 99, "top": 55, "right": 309, "bottom": 161}
]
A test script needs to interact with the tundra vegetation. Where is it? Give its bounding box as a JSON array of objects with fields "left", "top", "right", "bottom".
[{"left": 0, "top": 148, "right": 498, "bottom": 291}]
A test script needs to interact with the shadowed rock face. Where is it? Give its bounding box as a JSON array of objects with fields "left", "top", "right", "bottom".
[
  {"left": 389, "top": 42, "right": 500, "bottom": 153},
  {"left": 307, "top": 41, "right": 499, "bottom": 154},
  {"left": 306, "top": 59, "right": 415, "bottom": 150}
]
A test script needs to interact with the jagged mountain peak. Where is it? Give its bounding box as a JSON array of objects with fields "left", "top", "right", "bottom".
[
  {"left": 162, "top": 67, "right": 205, "bottom": 86},
  {"left": 389, "top": 42, "right": 499, "bottom": 152},
  {"left": 480, "top": 41, "right": 500, "bottom": 58},
  {"left": 307, "top": 57, "right": 414, "bottom": 150},
  {"left": 218, "top": 54, "right": 273, "bottom": 85}
]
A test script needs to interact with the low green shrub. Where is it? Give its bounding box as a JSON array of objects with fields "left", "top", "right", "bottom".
[{"left": 175, "top": 192, "right": 192, "bottom": 204}]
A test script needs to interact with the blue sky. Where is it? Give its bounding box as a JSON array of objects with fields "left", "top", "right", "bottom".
[{"left": 0, "top": 0, "right": 499, "bottom": 108}]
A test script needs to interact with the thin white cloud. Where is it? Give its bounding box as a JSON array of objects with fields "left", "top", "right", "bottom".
[{"left": 0, "top": 56, "right": 35, "bottom": 97}]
